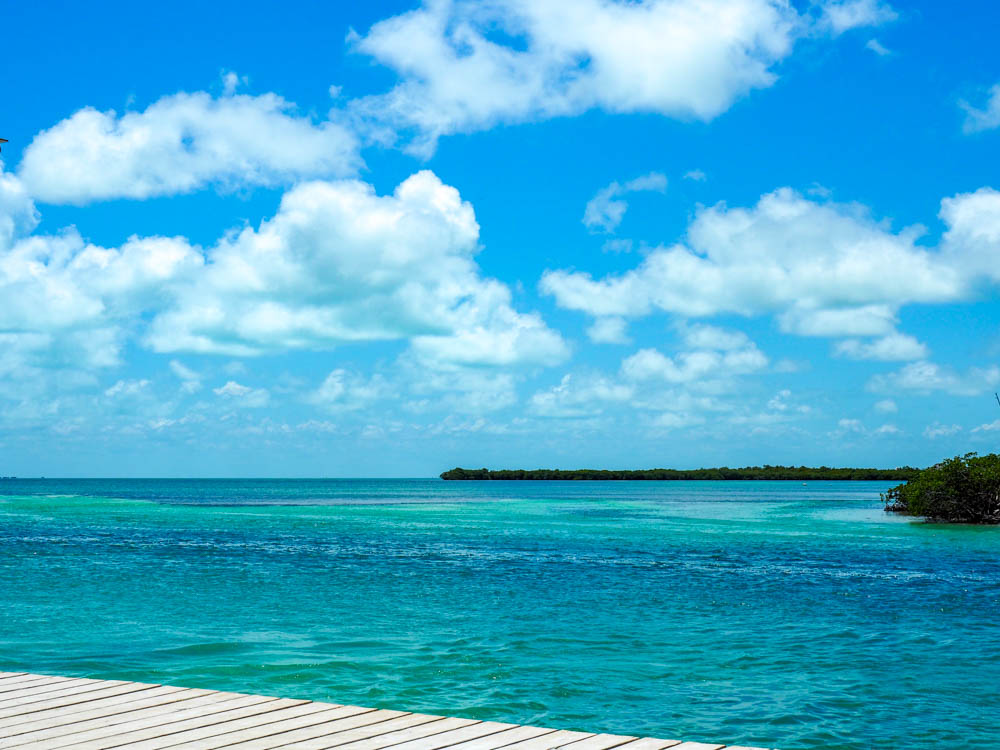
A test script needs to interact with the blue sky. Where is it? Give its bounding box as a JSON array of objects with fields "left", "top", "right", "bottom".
[{"left": 2, "top": 0, "right": 1000, "bottom": 476}]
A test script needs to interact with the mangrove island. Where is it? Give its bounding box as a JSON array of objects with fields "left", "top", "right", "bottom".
[{"left": 441, "top": 465, "right": 919, "bottom": 481}]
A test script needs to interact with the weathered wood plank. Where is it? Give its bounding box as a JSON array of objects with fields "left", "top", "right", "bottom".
[
  {"left": 487, "top": 729, "right": 596, "bottom": 750},
  {"left": 311, "top": 715, "right": 480, "bottom": 750},
  {"left": 360, "top": 720, "right": 519, "bottom": 750},
  {"left": 0, "top": 673, "right": 768, "bottom": 750},
  {"left": 0, "top": 680, "right": 113, "bottom": 709},
  {"left": 611, "top": 738, "right": 683, "bottom": 750},
  {"left": 0, "top": 683, "right": 159, "bottom": 722},
  {"left": 425, "top": 724, "right": 558, "bottom": 750},
  {"left": 75, "top": 700, "right": 334, "bottom": 750},
  {"left": 0, "top": 692, "right": 264, "bottom": 748},
  {"left": 0, "top": 687, "right": 187, "bottom": 731},
  {"left": 147, "top": 705, "right": 373, "bottom": 750},
  {"left": 0, "top": 676, "right": 74, "bottom": 695},
  {"left": 217, "top": 707, "right": 403, "bottom": 750},
  {"left": 260, "top": 711, "right": 445, "bottom": 750},
  {"left": 561, "top": 733, "right": 638, "bottom": 750}
]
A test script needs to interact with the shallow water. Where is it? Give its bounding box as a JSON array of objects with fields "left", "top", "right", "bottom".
[{"left": 1, "top": 479, "right": 998, "bottom": 749}]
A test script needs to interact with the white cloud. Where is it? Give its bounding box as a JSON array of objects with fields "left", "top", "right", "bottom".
[
  {"left": 820, "top": 0, "right": 897, "bottom": 35},
  {"left": 960, "top": 84, "right": 1000, "bottom": 134},
  {"left": 530, "top": 373, "right": 634, "bottom": 418},
  {"left": 406, "top": 362, "right": 520, "bottom": 414},
  {"left": 349, "top": 0, "right": 893, "bottom": 155},
  {"left": 213, "top": 380, "right": 270, "bottom": 407},
  {"left": 923, "top": 422, "right": 962, "bottom": 439},
  {"left": 834, "top": 332, "right": 928, "bottom": 361},
  {"left": 621, "top": 342, "right": 767, "bottom": 384},
  {"left": 309, "top": 369, "right": 385, "bottom": 412},
  {"left": 940, "top": 187, "right": 1000, "bottom": 281},
  {"left": 768, "top": 388, "right": 810, "bottom": 414},
  {"left": 221, "top": 70, "right": 248, "bottom": 97},
  {"left": 139, "top": 170, "right": 566, "bottom": 367},
  {"left": 586, "top": 316, "right": 630, "bottom": 344},
  {"left": 837, "top": 417, "right": 864, "bottom": 433},
  {"left": 874, "top": 398, "right": 897, "bottom": 413},
  {"left": 542, "top": 187, "right": 968, "bottom": 337},
  {"left": 684, "top": 169, "right": 707, "bottom": 182},
  {"left": 0, "top": 165, "right": 566, "bottom": 395},
  {"left": 19, "top": 89, "right": 360, "bottom": 204},
  {"left": 169, "top": 360, "right": 202, "bottom": 393},
  {"left": 875, "top": 423, "right": 900, "bottom": 434},
  {"left": 869, "top": 361, "right": 1000, "bottom": 397},
  {"left": 678, "top": 323, "right": 752, "bottom": 351},
  {"left": 602, "top": 239, "right": 633, "bottom": 254},
  {"left": 105, "top": 379, "right": 150, "bottom": 398},
  {"left": 865, "top": 38, "right": 891, "bottom": 56},
  {"left": 583, "top": 172, "right": 667, "bottom": 233},
  {"left": 972, "top": 419, "right": 1000, "bottom": 433}
]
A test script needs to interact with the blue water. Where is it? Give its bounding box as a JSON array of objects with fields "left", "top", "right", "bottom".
[{"left": 1, "top": 479, "right": 998, "bottom": 749}]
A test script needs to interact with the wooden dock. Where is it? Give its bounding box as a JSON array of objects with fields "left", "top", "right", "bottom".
[{"left": 0, "top": 672, "right": 768, "bottom": 750}]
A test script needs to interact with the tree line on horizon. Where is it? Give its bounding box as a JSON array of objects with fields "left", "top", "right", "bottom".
[{"left": 440, "top": 465, "right": 921, "bottom": 481}]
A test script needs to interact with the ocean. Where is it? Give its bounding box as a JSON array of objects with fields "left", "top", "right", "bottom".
[{"left": 1, "top": 479, "right": 998, "bottom": 749}]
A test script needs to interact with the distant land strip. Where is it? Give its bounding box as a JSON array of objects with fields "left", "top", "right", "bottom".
[{"left": 440, "top": 466, "right": 921, "bottom": 481}]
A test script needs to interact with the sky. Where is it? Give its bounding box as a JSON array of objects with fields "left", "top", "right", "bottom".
[{"left": 2, "top": 0, "right": 1000, "bottom": 477}]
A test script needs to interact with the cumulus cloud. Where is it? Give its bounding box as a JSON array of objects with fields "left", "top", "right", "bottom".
[
  {"left": 530, "top": 373, "right": 634, "bottom": 418},
  {"left": 169, "top": 360, "right": 202, "bottom": 393},
  {"left": 960, "top": 84, "right": 1000, "bottom": 134},
  {"left": 19, "top": 89, "right": 359, "bottom": 204},
  {"left": 140, "top": 170, "right": 566, "bottom": 367},
  {"left": 309, "top": 369, "right": 385, "bottom": 412},
  {"left": 834, "top": 332, "right": 928, "bottom": 361},
  {"left": 0, "top": 165, "right": 565, "bottom": 387},
  {"left": 621, "top": 345, "right": 767, "bottom": 383},
  {"left": 213, "top": 380, "right": 270, "bottom": 407},
  {"left": 869, "top": 361, "right": 1000, "bottom": 397},
  {"left": 542, "top": 187, "right": 974, "bottom": 338},
  {"left": 874, "top": 398, "right": 897, "bottom": 413},
  {"left": 583, "top": 172, "right": 667, "bottom": 233},
  {"left": 586, "top": 316, "right": 630, "bottom": 344},
  {"left": 819, "top": 0, "right": 897, "bottom": 35},
  {"left": 349, "top": 0, "right": 894, "bottom": 155},
  {"left": 865, "top": 38, "right": 891, "bottom": 56},
  {"left": 620, "top": 324, "right": 767, "bottom": 386},
  {"left": 0, "top": 165, "right": 204, "bottom": 371},
  {"left": 923, "top": 422, "right": 962, "bottom": 439}
]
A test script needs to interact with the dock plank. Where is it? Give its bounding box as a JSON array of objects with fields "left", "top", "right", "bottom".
[
  {"left": 0, "top": 680, "right": 118, "bottom": 709},
  {"left": 315, "top": 715, "right": 480, "bottom": 750},
  {"left": 0, "top": 673, "right": 768, "bottom": 750},
  {"left": 425, "top": 724, "right": 558, "bottom": 750},
  {"left": 262, "top": 711, "right": 445, "bottom": 750},
  {"left": 561, "top": 733, "right": 638, "bottom": 750},
  {"left": 217, "top": 707, "right": 402, "bottom": 750},
  {"left": 46, "top": 698, "right": 315, "bottom": 750},
  {"left": 0, "top": 680, "right": 63, "bottom": 698},
  {"left": 84, "top": 700, "right": 338, "bottom": 750},
  {"left": 0, "top": 687, "right": 188, "bottom": 732},
  {"left": 0, "top": 692, "right": 266, "bottom": 748},
  {"left": 349, "top": 720, "right": 520, "bottom": 750},
  {"left": 0, "top": 683, "right": 159, "bottom": 722}
]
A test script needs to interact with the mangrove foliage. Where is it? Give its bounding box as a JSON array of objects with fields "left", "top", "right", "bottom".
[
  {"left": 441, "top": 466, "right": 919, "bottom": 481},
  {"left": 883, "top": 452, "right": 1000, "bottom": 524}
]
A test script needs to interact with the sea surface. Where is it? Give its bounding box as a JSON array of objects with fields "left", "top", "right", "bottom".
[{"left": 1, "top": 479, "right": 998, "bottom": 749}]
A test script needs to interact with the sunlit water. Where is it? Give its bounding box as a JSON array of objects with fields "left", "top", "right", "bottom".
[{"left": 1, "top": 479, "right": 998, "bottom": 749}]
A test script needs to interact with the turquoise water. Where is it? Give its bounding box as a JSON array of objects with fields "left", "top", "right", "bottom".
[{"left": 1, "top": 480, "right": 998, "bottom": 749}]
